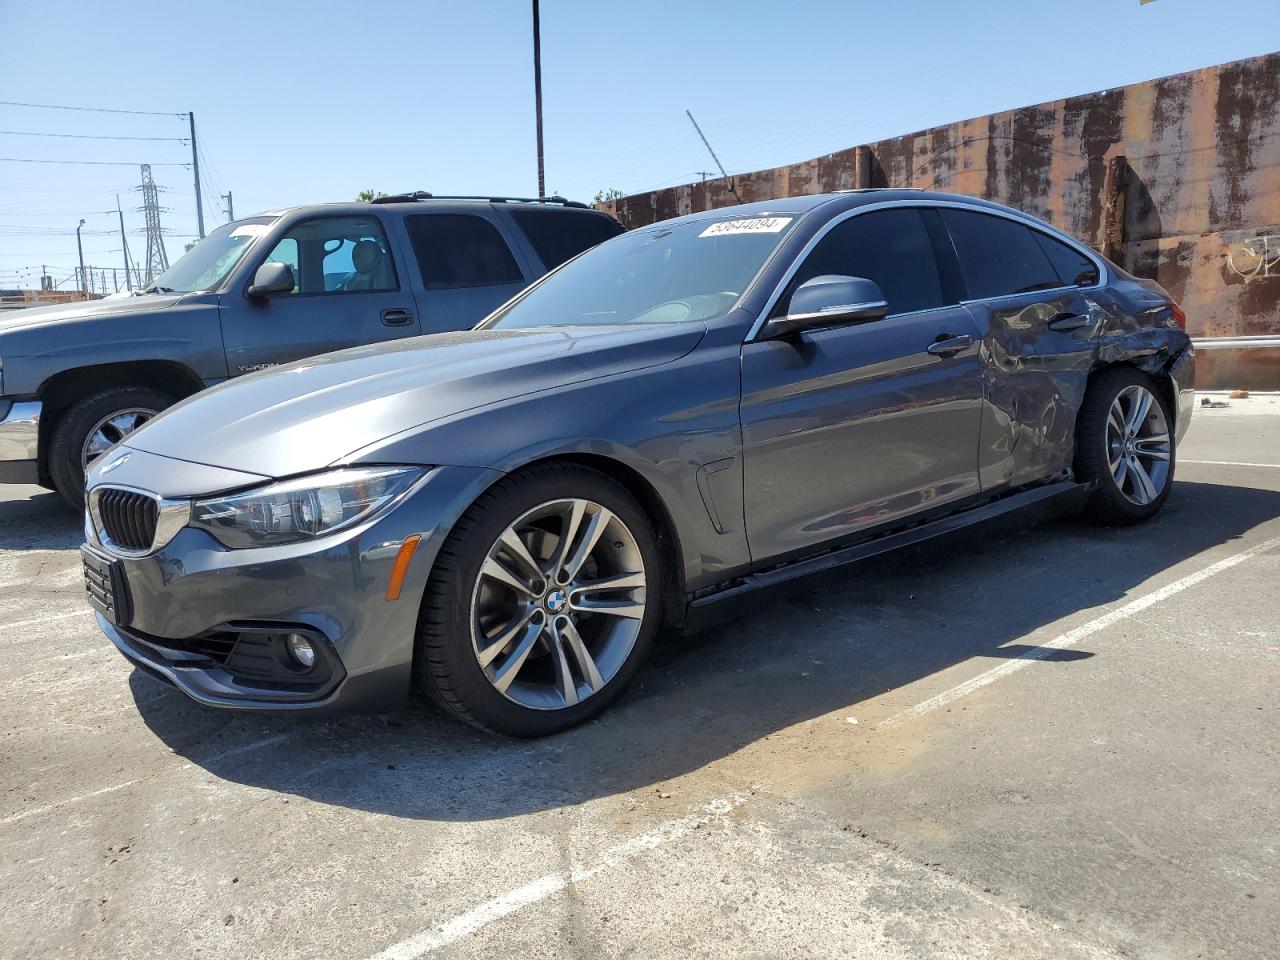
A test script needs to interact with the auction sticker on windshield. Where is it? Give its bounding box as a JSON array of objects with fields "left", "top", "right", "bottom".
[{"left": 699, "top": 217, "right": 792, "bottom": 238}]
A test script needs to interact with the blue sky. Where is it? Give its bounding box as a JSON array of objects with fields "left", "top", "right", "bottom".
[{"left": 1, "top": 0, "right": 1276, "bottom": 289}]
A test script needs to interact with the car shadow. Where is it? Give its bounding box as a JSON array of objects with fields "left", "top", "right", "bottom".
[
  {"left": 131, "top": 479, "right": 1279, "bottom": 822},
  {"left": 0, "top": 489, "right": 82, "bottom": 551}
]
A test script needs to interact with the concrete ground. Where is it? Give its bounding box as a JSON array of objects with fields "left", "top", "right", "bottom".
[{"left": 2, "top": 398, "right": 1277, "bottom": 960}]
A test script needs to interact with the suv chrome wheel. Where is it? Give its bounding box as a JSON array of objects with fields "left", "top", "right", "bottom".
[
  {"left": 82, "top": 407, "right": 158, "bottom": 468},
  {"left": 1106, "top": 384, "right": 1171, "bottom": 506},
  {"left": 470, "top": 497, "right": 646, "bottom": 711}
]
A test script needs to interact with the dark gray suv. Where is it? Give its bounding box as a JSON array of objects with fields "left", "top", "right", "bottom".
[
  {"left": 82, "top": 190, "right": 1194, "bottom": 737},
  {"left": 0, "top": 194, "right": 622, "bottom": 506}
]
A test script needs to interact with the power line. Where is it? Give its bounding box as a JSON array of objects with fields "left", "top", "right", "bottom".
[
  {"left": 0, "top": 99, "right": 183, "bottom": 117},
  {"left": 0, "top": 157, "right": 190, "bottom": 167},
  {"left": 0, "top": 130, "right": 188, "bottom": 142}
]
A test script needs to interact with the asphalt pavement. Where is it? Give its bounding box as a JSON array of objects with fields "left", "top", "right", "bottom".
[{"left": 2, "top": 396, "right": 1277, "bottom": 959}]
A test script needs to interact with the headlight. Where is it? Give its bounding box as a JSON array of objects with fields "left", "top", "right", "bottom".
[{"left": 190, "top": 466, "right": 426, "bottom": 548}]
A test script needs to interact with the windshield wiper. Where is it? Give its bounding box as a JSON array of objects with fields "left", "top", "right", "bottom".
[{"left": 141, "top": 284, "right": 177, "bottom": 295}]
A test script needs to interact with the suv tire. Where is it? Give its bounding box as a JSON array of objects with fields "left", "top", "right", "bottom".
[{"left": 49, "top": 386, "right": 175, "bottom": 508}]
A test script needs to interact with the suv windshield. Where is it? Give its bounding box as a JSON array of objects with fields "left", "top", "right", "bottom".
[
  {"left": 486, "top": 215, "right": 797, "bottom": 329},
  {"left": 145, "top": 217, "right": 276, "bottom": 293}
]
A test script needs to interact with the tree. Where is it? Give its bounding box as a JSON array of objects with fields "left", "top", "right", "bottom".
[
  {"left": 356, "top": 189, "right": 388, "bottom": 202},
  {"left": 593, "top": 188, "right": 625, "bottom": 204}
]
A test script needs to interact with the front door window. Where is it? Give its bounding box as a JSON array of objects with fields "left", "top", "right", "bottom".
[{"left": 259, "top": 216, "right": 398, "bottom": 295}]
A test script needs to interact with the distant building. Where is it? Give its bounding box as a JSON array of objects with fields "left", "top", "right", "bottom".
[{"left": 0, "top": 289, "right": 104, "bottom": 312}]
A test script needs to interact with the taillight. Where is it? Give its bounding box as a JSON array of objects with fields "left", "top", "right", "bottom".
[{"left": 1169, "top": 301, "right": 1186, "bottom": 329}]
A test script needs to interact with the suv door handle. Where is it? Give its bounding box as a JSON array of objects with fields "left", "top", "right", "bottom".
[
  {"left": 381, "top": 308, "right": 415, "bottom": 327},
  {"left": 1047, "top": 312, "right": 1089, "bottom": 331},
  {"left": 926, "top": 334, "right": 974, "bottom": 356}
]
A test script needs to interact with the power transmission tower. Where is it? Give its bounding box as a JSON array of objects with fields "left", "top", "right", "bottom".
[{"left": 139, "top": 164, "right": 169, "bottom": 285}]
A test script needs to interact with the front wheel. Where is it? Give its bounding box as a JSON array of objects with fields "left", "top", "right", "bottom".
[
  {"left": 415, "top": 463, "right": 662, "bottom": 737},
  {"left": 48, "top": 386, "right": 175, "bottom": 509},
  {"left": 1075, "top": 367, "right": 1175, "bottom": 525}
]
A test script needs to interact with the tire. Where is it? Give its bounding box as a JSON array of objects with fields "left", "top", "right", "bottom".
[
  {"left": 49, "top": 386, "right": 175, "bottom": 509},
  {"left": 415, "top": 462, "right": 663, "bottom": 737},
  {"left": 1075, "top": 367, "right": 1176, "bottom": 525}
]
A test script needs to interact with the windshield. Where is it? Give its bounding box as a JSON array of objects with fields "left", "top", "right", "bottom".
[
  {"left": 487, "top": 215, "right": 796, "bottom": 329},
  {"left": 146, "top": 217, "right": 276, "bottom": 293}
]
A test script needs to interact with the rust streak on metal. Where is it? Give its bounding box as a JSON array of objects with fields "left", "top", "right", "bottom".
[{"left": 604, "top": 53, "right": 1280, "bottom": 387}]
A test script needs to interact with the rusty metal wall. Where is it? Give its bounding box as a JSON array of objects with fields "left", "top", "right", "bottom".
[{"left": 603, "top": 54, "right": 1280, "bottom": 388}]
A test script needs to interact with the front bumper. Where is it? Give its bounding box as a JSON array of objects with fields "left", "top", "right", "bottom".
[
  {"left": 0, "top": 399, "right": 41, "bottom": 484},
  {"left": 86, "top": 461, "right": 501, "bottom": 712}
]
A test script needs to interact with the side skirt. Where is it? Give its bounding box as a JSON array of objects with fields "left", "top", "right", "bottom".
[{"left": 681, "top": 480, "right": 1093, "bottom": 633}]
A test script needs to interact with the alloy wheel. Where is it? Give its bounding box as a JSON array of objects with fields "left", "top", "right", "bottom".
[
  {"left": 1106, "top": 385, "right": 1170, "bottom": 506},
  {"left": 470, "top": 498, "right": 647, "bottom": 711},
  {"left": 81, "top": 407, "right": 159, "bottom": 468}
]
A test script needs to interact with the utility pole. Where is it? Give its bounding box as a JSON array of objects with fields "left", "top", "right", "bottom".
[
  {"left": 685, "top": 111, "right": 729, "bottom": 180},
  {"left": 189, "top": 111, "right": 205, "bottom": 238},
  {"left": 695, "top": 171, "right": 715, "bottom": 182},
  {"left": 75, "top": 219, "right": 87, "bottom": 300},
  {"left": 116, "top": 195, "right": 133, "bottom": 292},
  {"left": 531, "top": 0, "right": 545, "bottom": 198},
  {"left": 222, "top": 190, "right": 234, "bottom": 221}
]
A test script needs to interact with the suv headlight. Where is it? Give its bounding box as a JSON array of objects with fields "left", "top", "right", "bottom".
[{"left": 190, "top": 466, "right": 426, "bottom": 548}]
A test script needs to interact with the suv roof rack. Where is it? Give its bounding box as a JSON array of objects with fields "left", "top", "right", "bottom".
[{"left": 370, "top": 191, "right": 590, "bottom": 209}]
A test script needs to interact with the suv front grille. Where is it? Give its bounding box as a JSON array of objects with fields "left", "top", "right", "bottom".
[{"left": 98, "top": 488, "right": 159, "bottom": 551}]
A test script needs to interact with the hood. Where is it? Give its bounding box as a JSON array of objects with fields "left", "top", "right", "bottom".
[
  {"left": 0, "top": 293, "right": 185, "bottom": 333},
  {"left": 123, "top": 323, "right": 705, "bottom": 479}
]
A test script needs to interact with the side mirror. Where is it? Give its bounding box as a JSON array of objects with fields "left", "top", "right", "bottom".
[
  {"left": 763, "top": 275, "right": 888, "bottom": 339},
  {"left": 247, "top": 261, "right": 296, "bottom": 299}
]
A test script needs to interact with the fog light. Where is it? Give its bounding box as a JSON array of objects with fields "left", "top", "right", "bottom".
[{"left": 286, "top": 633, "right": 316, "bottom": 669}]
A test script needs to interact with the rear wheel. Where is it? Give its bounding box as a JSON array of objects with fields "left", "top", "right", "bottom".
[
  {"left": 415, "top": 463, "right": 661, "bottom": 737},
  {"left": 1076, "top": 367, "right": 1175, "bottom": 525},
  {"left": 48, "top": 386, "right": 175, "bottom": 508}
]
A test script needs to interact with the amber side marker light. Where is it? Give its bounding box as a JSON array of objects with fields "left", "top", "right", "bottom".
[{"left": 385, "top": 534, "right": 422, "bottom": 601}]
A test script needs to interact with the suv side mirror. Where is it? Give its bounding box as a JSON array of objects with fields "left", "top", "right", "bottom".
[
  {"left": 247, "top": 261, "right": 296, "bottom": 299},
  {"left": 763, "top": 275, "right": 889, "bottom": 339}
]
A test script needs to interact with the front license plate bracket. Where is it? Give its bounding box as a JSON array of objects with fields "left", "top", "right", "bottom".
[{"left": 81, "top": 545, "right": 130, "bottom": 627}]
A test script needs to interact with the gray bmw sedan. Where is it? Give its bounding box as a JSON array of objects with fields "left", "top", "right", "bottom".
[{"left": 82, "top": 190, "right": 1195, "bottom": 736}]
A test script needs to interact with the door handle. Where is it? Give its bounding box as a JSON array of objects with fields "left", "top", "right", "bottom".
[
  {"left": 381, "top": 308, "right": 415, "bottom": 327},
  {"left": 926, "top": 333, "right": 974, "bottom": 356},
  {"left": 1047, "top": 312, "right": 1089, "bottom": 331}
]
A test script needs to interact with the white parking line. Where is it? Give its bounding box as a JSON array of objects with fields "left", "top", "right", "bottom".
[
  {"left": 0, "top": 779, "right": 142, "bottom": 826},
  {"left": 886, "top": 534, "right": 1280, "bottom": 725},
  {"left": 177, "top": 734, "right": 293, "bottom": 770},
  {"left": 2, "top": 734, "right": 293, "bottom": 829},
  {"left": 0, "top": 609, "right": 92, "bottom": 631},
  {"left": 1181, "top": 459, "right": 1280, "bottom": 468},
  {"left": 363, "top": 793, "right": 751, "bottom": 960}
]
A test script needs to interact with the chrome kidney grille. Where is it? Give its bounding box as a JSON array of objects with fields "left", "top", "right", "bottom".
[{"left": 97, "top": 488, "right": 159, "bottom": 551}]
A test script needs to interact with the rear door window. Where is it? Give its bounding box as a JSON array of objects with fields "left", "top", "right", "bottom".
[
  {"left": 938, "top": 209, "right": 1063, "bottom": 299},
  {"left": 405, "top": 214, "right": 523, "bottom": 289},
  {"left": 786, "top": 207, "right": 947, "bottom": 316},
  {"left": 1032, "top": 231, "right": 1100, "bottom": 287},
  {"left": 510, "top": 209, "right": 626, "bottom": 271}
]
